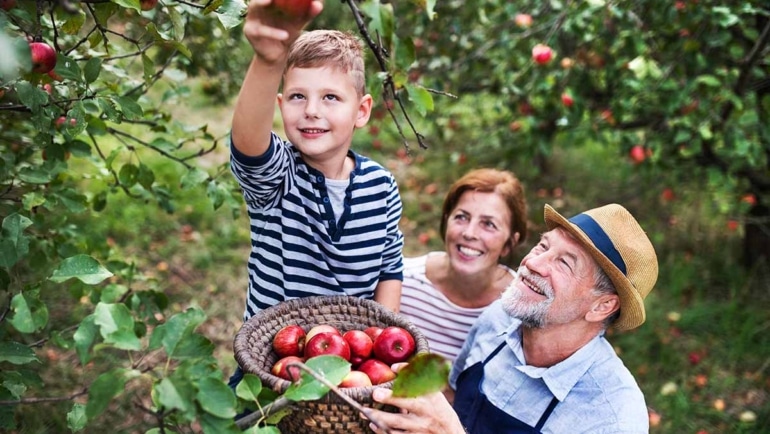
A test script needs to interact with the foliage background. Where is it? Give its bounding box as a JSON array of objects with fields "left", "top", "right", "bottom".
[{"left": 1, "top": 0, "right": 769, "bottom": 433}]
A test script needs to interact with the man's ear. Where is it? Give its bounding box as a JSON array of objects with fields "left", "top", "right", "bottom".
[{"left": 586, "top": 294, "right": 620, "bottom": 323}]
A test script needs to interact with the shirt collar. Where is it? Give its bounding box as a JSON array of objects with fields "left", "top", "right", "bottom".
[{"left": 506, "top": 324, "right": 609, "bottom": 401}]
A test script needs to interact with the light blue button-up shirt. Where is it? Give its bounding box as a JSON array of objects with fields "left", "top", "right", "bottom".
[{"left": 450, "top": 301, "right": 649, "bottom": 434}]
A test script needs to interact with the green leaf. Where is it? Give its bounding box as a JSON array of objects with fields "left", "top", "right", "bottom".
[
  {"left": 56, "top": 54, "right": 83, "bottom": 82},
  {"left": 93, "top": 302, "right": 142, "bottom": 350},
  {"left": 83, "top": 57, "right": 102, "bottom": 84},
  {"left": 235, "top": 374, "right": 263, "bottom": 402},
  {"left": 391, "top": 353, "right": 451, "bottom": 398},
  {"left": 86, "top": 368, "right": 139, "bottom": 419},
  {"left": 198, "top": 411, "right": 242, "bottom": 434},
  {"left": 50, "top": 254, "right": 113, "bottom": 284},
  {"left": 2, "top": 370, "right": 27, "bottom": 399},
  {"left": 245, "top": 426, "right": 281, "bottom": 434},
  {"left": 215, "top": 0, "right": 246, "bottom": 29},
  {"left": 67, "top": 403, "right": 88, "bottom": 432},
  {"left": 21, "top": 192, "right": 46, "bottom": 211},
  {"left": 154, "top": 377, "right": 195, "bottom": 417},
  {"left": 61, "top": 10, "right": 86, "bottom": 35},
  {"left": 207, "top": 180, "right": 226, "bottom": 210},
  {"left": 16, "top": 167, "right": 55, "bottom": 184},
  {"left": 149, "top": 308, "right": 209, "bottom": 359},
  {"left": 119, "top": 163, "right": 139, "bottom": 187},
  {"left": 181, "top": 167, "right": 209, "bottom": 189},
  {"left": 0, "top": 341, "right": 38, "bottom": 365},
  {"left": 0, "top": 213, "right": 32, "bottom": 268},
  {"left": 15, "top": 81, "right": 49, "bottom": 113},
  {"left": 405, "top": 84, "right": 434, "bottom": 116},
  {"left": 111, "top": 96, "right": 144, "bottom": 120},
  {"left": 74, "top": 315, "right": 98, "bottom": 365},
  {"left": 8, "top": 289, "right": 49, "bottom": 333},
  {"left": 282, "top": 356, "right": 350, "bottom": 402},
  {"left": 197, "top": 377, "right": 237, "bottom": 419}
]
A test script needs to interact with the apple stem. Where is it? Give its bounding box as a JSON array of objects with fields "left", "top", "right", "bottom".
[{"left": 287, "top": 362, "right": 395, "bottom": 434}]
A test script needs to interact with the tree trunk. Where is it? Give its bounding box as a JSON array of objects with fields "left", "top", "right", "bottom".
[{"left": 743, "top": 203, "right": 770, "bottom": 267}]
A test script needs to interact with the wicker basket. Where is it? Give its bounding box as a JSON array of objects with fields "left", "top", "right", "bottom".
[{"left": 233, "top": 295, "right": 430, "bottom": 434}]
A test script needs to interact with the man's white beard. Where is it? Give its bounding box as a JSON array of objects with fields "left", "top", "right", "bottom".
[{"left": 501, "top": 267, "right": 554, "bottom": 328}]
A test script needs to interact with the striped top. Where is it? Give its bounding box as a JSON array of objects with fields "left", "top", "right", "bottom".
[
  {"left": 399, "top": 253, "right": 515, "bottom": 363},
  {"left": 230, "top": 133, "right": 404, "bottom": 320}
]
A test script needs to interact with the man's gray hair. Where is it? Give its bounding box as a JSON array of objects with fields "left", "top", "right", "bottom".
[{"left": 592, "top": 265, "right": 620, "bottom": 328}]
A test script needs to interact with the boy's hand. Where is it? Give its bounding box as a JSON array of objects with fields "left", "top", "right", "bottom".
[{"left": 243, "top": 0, "right": 324, "bottom": 65}]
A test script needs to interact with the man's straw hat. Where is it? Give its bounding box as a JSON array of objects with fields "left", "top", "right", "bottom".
[{"left": 544, "top": 204, "right": 658, "bottom": 331}]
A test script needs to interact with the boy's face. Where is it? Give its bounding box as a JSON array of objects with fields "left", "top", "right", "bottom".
[{"left": 278, "top": 66, "right": 372, "bottom": 165}]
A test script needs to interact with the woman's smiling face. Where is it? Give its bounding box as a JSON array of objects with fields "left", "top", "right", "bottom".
[{"left": 444, "top": 190, "right": 514, "bottom": 276}]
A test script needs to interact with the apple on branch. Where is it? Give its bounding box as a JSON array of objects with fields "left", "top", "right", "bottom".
[
  {"left": 29, "top": 41, "right": 57, "bottom": 74},
  {"left": 532, "top": 44, "right": 554, "bottom": 65},
  {"left": 372, "top": 326, "right": 416, "bottom": 365}
]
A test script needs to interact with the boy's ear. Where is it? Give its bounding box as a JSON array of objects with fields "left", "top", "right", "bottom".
[
  {"left": 276, "top": 93, "right": 283, "bottom": 108},
  {"left": 355, "top": 94, "right": 373, "bottom": 128}
]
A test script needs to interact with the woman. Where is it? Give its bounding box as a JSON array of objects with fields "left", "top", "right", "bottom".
[{"left": 399, "top": 168, "right": 528, "bottom": 364}]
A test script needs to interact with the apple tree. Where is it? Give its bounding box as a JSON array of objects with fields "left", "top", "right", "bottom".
[
  {"left": 0, "top": 0, "right": 437, "bottom": 431},
  {"left": 382, "top": 0, "right": 769, "bottom": 267}
]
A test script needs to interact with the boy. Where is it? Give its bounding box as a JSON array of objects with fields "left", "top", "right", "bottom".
[{"left": 229, "top": 0, "right": 404, "bottom": 321}]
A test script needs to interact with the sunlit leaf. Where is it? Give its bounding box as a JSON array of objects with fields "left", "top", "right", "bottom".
[
  {"left": 8, "top": 289, "right": 49, "bottom": 333},
  {"left": 67, "top": 403, "right": 87, "bottom": 432},
  {"left": 50, "top": 254, "right": 113, "bottom": 284},
  {"left": 93, "top": 303, "right": 142, "bottom": 350},
  {"left": 282, "top": 356, "right": 350, "bottom": 402},
  {"left": 391, "top": 353, "right": 451, "bottom": 398}
]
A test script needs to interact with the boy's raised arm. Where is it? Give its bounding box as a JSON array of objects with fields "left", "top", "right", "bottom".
[{"left": 231, "top": 0, "right": 324, "bottom": 157}]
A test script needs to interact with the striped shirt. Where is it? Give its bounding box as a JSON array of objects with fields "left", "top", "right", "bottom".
[
  {"left": 399, "top": 254, "right": 515, "bottom": 363},
  {"left": 230, "top": 133, "right": 404, "bottom": 320}
]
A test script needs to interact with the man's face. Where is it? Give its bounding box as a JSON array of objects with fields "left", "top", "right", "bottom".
[{"left": 501, "top": 227, "right": 600, "bottom": 328}]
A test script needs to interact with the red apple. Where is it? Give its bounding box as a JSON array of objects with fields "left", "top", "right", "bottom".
[
  {"left": 358, "top": 359, "right": 396, "bottom": 385},
  {"left": 561, "top": 93, "right": 574, "bottom": 107},
  {"left": 305, "top": 324, "right": 341, "bottom": 345},
  {"left": 0, "top": 0, "right": 16, "bottom": 11},
  {"left": 741, "top": 194, "right": 757, "bottom": 206},
  {"left": 30, "top": 41, "right": 57, "bottom": 74},
  {"left": 304, "top": 332, "right": 351, "bottom": 361},
  {"left": 271, "top": 355, "right": 304, "bottom": 381},
  {"left": 343, "top": 330, "right": 373, "bottom": 361},
  {"left": 532, "top": 44, "right": 553, "bottom": 65},
  {"left": 629, "top": 145, "right": 646, "bottom": 164},
  {"left": 661, "top": 188, "right": 676, "bottom": 202},
  {"left": 140, "top": 0, "right": 158, "bottom": 10},
  {"left": 363, "top": 326, "right": 383, "bottom": 342},
  {"left": 372, "top": 326, "right": 416, "bottom": 365},
  {"left": 272, "top": 0, "right": 313, "bottom": 17},
  {"left": 272, "top": 324, "right": 306, "bottom": 358},
  {"left": 514, "top": 13, "right": 533, "bottom": 28},
  {"left": 339, "top": 370, "right": 373, "bottom": 388}
]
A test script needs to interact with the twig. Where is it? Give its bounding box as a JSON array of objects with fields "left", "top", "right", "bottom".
[
  {"left": 234, "top": 396, "right": 294, "bottom": 430},
  {"left": 0, "top": 387, "right": 88, "bottom": 405}
]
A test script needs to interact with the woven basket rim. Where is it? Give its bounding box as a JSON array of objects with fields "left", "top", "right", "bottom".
[{"left": 233, "top": 295, "right": 431, "bottom": 403}]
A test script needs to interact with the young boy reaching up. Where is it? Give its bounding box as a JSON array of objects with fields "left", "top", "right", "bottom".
[{"left": 229, "top": 0, "right": 404, "bottom": 321}]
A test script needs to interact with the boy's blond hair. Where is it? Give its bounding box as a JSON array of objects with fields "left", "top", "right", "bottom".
[{"left": 286, "top": 30, "right": 367, "bottom": 96}]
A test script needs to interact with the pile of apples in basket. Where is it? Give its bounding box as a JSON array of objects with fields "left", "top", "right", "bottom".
[{"left": 271, "top": 324, "right": 416, "bottom": 387}]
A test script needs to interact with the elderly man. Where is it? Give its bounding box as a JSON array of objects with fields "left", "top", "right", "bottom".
[{"left": 367, "top": 203, "right": 658, "bottom": 434}]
